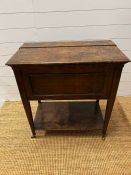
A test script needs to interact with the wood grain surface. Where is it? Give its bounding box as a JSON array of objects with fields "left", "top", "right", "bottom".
[
  {"left": 34, "top": 101, "right": 104, "bottom": 130},
  {"left": 6, "top": 40, "right": 130, "bottom": 137},
  {"left": 6, "top": 40, "right": 129, "bottom": 65}
]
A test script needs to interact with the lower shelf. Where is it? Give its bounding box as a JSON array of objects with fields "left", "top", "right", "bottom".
[{"left": 34, "top": 101, "right": 104, "bottom": 131}]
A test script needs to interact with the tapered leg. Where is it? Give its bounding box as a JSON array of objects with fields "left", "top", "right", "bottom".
[
  {"left": 38, "top": 100, "right": 41, "bottom": 104},
  {"left": 13, "top": 69, "right": 36, "bottom": 138},
  {"left": 95, "top": 99, "right": 99, "bottom": 114},
  {"left": 102, "top": 99, "right": 115, "bottom": 138},
  {"left": 96, "top": 100, "right": 99, "bottom": 104},
  {"left": 102, "top": 67, "right": 123, "bottom": 138},
  {"left": 22, "top": 99, "right": 36, "bottom": 138}
]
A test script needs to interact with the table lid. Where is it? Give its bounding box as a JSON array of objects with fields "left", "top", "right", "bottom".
[{"left": 6, "top": 40, "right": 130, "bottom": 66}]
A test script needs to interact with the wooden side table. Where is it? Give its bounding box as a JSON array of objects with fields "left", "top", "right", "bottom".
[{"left": 6, "top": 40, "right": 130, "bottom": 138}]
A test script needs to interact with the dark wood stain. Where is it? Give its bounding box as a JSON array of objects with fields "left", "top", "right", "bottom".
[
  {"left": 6, "top": 40, "right": 129, "bottom": 65},
  {"left": 6, "top": 40, "right": 130, "bottom": 138},
  {"left": 34, "top": 101, "right": 104, "bottom": 131}
]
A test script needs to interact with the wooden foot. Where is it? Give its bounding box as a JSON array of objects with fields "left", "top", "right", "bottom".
[
  {"left": 38, "top": 100, "right": 41, "bottom": 104},
  {"left": 102, "top": 136, "right": 106, "bottom": 141},
  {"left": 31, "top": 134, "right": 36, "bottom": 139}
]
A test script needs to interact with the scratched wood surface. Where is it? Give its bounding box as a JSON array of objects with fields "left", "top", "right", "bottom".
[
  {"left": 6, "top": 40, "right": 129, "bottom": 65},
  {"left": 34, "top": 101, "right": 104, "bottom": 130}
]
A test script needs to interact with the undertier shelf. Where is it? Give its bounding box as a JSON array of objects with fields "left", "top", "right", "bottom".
[{"left": 34, "top": 101, "right": 104, "bottom": 131}]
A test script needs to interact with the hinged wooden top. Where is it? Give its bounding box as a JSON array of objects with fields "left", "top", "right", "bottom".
[{"left": 6, "top": 40, "right": 130, "bottom": 66}]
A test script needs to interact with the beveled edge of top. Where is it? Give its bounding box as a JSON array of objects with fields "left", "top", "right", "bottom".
[
  {"left": 21, "top": 40, "right": 116, "bottom": 48},
  {"left": 6, "top": 40, "right": 130, "bottom": 66}
]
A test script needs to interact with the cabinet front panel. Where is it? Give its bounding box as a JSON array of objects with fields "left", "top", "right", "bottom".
[
  {"left": 22, "top": 72, "right": 113, "bottom": 99},
  {"left": 30, "top": 73, "right": 104, "bottom": 94}
]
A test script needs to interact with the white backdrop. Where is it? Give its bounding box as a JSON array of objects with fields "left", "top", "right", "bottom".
[{"left": 0, "top": 0, "right": 131, "bottom": 101}]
